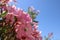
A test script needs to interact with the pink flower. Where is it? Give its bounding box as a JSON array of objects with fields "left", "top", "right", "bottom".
[
  {"left": 0, "top": 0, "right": 9, "bottom": 3},
  {"left": 5, "top": 12, "right": 15, "bottom": 25},
  {"left": 0, "top": 0, "right": 16, "bottom": 3},
  {"left": 1, "top": 4, "right": 42, "bottom": 40},
  {"left": 14, "top": 21, "right": 33, "bottom": 40}
]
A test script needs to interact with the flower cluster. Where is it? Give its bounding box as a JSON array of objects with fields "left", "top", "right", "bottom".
[
  {"left": 0, "top": 0, "right": 42, "bottom": 40},
  {"left": 0, "top": 0, "right": 16, "bottom": 4}
]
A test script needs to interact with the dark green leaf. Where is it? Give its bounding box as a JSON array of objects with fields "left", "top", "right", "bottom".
[{"left": 1, "top": 11, "right": 7, "bottom": 17}]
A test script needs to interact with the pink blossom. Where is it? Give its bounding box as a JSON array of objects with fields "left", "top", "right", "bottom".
[
  {"left": 0, "top": 0, "right": 16, "bottom": 3},
  {"left": 0, "top": 0, "right": 9, "bottom": 3},
  {"left": 5, "top": 12, "right": 15, "bottom": 25},
  {"left": 1, "top": 3, "right": 42, "bottom": 40}
]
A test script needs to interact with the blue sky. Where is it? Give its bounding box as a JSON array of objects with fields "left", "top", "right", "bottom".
[{"left": 15, "top": 0, "right": 60, "bottom": 40}]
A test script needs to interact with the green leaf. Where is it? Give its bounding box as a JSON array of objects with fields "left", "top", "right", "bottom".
[
  {"left": 1, "top": 11, "right": 7, "bottom": 17},
  {"left": 31, "top": 14, "right": 36, "bottom": 19}
]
